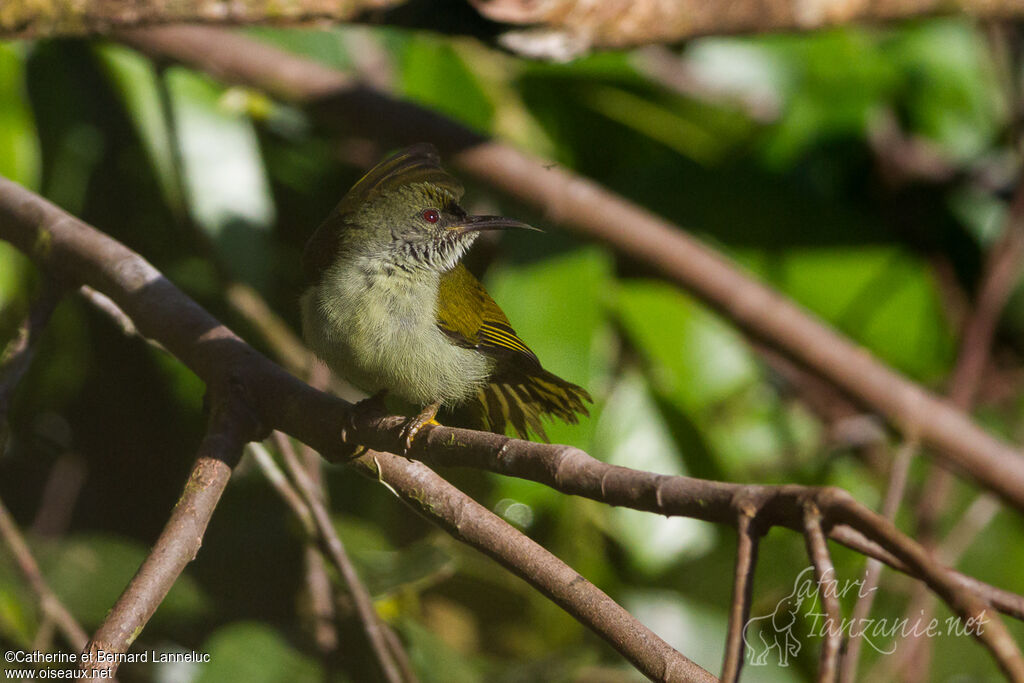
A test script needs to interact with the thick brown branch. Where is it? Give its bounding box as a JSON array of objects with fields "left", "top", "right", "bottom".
[
  {"left": 81, "top": 394, "right": 258, "bottom": 676},
  {"left": 118, "top": 25, "right": 1024, "bottom": 515},
  {"left": 0, "top": 0, "right": 400, "bottom": 40},
  {"left": 471, "top": 0, "right": 1024, "bottom": 56},
  {"left": 349, "top": 450, "right": 716, "bottom": 683}
]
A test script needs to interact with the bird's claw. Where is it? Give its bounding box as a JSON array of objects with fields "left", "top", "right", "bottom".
[
  {"left": 401, "top": 402, "right": 441, "bottom": 455},
  {"left": 341, "top": 391, "right": 389, "bottom": 451}
]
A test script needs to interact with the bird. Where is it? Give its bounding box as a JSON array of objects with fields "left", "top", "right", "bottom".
[{"left": 300, "top": 143, "right": 590, "bottom": 448}]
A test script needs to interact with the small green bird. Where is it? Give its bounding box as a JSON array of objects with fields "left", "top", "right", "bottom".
[{"left": 300, "top": 143, "right": 590, "bottom": 445}]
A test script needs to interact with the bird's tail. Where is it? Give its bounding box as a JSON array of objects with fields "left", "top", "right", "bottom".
[{"left": 474, "top": 370, "right": 591, "bottom": 441}]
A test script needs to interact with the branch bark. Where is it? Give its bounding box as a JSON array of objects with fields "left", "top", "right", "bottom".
[
  {"left": 117, "top": 25, "right": 1024, "bottom": 516},
  {"left": 348, "top": 450, "right": 716, "bottom": 683},
  {"left": 8, "top": 0, "right": 1024, "bottom": 56},
  {"left": 470, "top": 0, "right": 1024, "bottom": 56},
  {"left": 0, "top": 0, "right": 399, "bottom": 41}
]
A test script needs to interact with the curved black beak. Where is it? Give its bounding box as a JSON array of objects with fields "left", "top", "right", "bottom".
[{"left": 447, "top": 215, "right": 541, "bottom": 235}]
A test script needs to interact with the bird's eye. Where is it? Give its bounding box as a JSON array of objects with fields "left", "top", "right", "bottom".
[{"left": 422, "top": 209, "right": 440, "bottom": 223}]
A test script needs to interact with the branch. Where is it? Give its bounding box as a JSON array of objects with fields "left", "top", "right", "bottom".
[
  {"left": 81, "top": 390, "right": 260, "bottom": 676},
  {"left": 0, "top": 0, "right": 400, "bottom": 41},
  {"left": 720, "top": 514, "right": 759, "bottom": 682},
  {"left": 348, "top": 450, "right": 716, "bottom": 683},
  {"left": 470, "top": 0, "right": 1024, "bottom": 57},
  {"left": 2, "top": 174, "right": 1022, "bottom": 677},
  {"left": 270, "top": 433, "right": 413, "bottom": 683},
  {"left": 839, "top": 439, "right": 916, "bottom": 683},
  {"left": 803, "top": 505, "right": 841, "bottom": 682},
  {"left": 0, "top": 280, "right": 63, "bottom": 426},
  {"left": 117, "top": 25, "right": 1024, "bottom": 516}
]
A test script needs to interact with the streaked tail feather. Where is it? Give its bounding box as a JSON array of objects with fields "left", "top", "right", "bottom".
[{"left": 475, "top": 371, "right": 591, "bottom": 441}]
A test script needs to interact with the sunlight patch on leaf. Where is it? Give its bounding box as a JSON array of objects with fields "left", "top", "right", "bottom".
[{"left": 594, "top": 371, "right": 715, "bottom": 574}]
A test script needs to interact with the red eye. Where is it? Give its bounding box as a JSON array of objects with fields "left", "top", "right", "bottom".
[{"left": 422, "top": 209, "right": 440, "bottom": 223}]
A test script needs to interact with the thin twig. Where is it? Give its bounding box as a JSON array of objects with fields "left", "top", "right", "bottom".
[
  {"left": 839, "top": 439, "right": 916, "bottom": 683},
  {"left": 804, "top": 505, "right": 842, "bottom": 683},
  {"left": 81, "top": 393, "right": 259, "bottom": 676},
  {"left": 351, "top": 450, "right": 716, "bottom": 683},
  {"left": 0, "top": 280, "right": 63, "bottom": 423},
  {"left": 721, "top": 512, "right": 760, "bottom": 682},
  {"left": 0, "top": 496, "right": 89, "bottom": 650},
  {"left": 269, "top": 433, "right": 410, "bottom": 683}
]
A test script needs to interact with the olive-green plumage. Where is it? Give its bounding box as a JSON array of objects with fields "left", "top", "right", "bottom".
[{"left": 300, "top": 143, "right": 590, "bottom": 440}]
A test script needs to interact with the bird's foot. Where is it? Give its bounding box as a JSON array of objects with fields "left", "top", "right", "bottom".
[
  {"left": 401, "top": 402, "right": 441, "bottom": 455},
  {"left": 340, "top": 391, "right": 389, "bottom": 457}
]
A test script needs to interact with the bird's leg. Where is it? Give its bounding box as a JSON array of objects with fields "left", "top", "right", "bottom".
[
  {"left": 401, "top": 401, "right": 441, "bottom": 454},
  {"left": 341, "top": 390, "right": 390, "bottom": 456}
]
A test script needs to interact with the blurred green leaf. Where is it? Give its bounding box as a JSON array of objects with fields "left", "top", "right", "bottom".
[
  {"left": 594, "top": 371, "right": 716, "bottom": 574},
  {"left": 887, "top": 19, "right": 1002, "bottom": 160},
  {"left": 777, "top": 246, "right": 955, "bottom": 380},
  {"left": 38, "top": 534, "right": 206, "bottom": 629},
  {"left": 0, "top": 43, "right": 40, "bottom": 188},
  {"left": 399, "top": 36, "right": 494, "bottom": 134},
  {"left": 0, "top": 583, "right": 36, "bottom": 649},
  {"left": 95, "top": 44, "right": 183, "bottom": 216},
  {"left": 483, "top": 247, "right": 611, "bottom": 511},
  {"left": 400, "top": 618, "right": 483, "bottom": 683},
  {"left": 617, "top": 279, "right": 759, "bottom": 413},
  {"left": 757, "top": 30, "right": 898, "bottom": 166},
  {"left": 333, "top": 517, "right": 455, "bottom": 597},
  {"left": 99, "top": 45, "right": 276, "bottom": 289},
  {"left": 196, "top": 622, "right": 320, "bottom": 683}
]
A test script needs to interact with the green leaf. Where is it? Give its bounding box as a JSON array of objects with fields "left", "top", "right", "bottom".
[
  {"left": 887, "top": 19, "right": 1002, "bottom": 160},
  {"left": 399, "top": 37, "right": 494, "bottom": 134},
  {"left": 484, "top": 247, "right": 611, "bottom": 507},
  {"left": 0, "top": 43, "right": 40, "bottom": 189},
  {"left": 593, "top": 371, "right": 716, "bottom": 574},
  {"left": 400, "top": 618, "right": 483, "bottom": 683},
  {"left": 98, "top": 45, "right": 276, "bottom": 288},
  {"left": 38, "top": 535, "right": 207, "bottom": 629},
  {"left": 777, "top": 246, "right": 955, "bottom": 380},
  {"left": 617, "top": 280, "right": 759, "bottom": 413},
  {"left": 94, "top": 44, "right": 183, "bottom": 216},
  {"left": 332, "top": 517, "right": 455, "bottom": 598},
  {"left": 196, "top": 622, "right": 321, "bottom": 683}
]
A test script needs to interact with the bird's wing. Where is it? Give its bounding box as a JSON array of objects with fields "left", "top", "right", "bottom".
[
  {"left": 437, "top": 263, "right": 591, "bottom": 440},
  {"left": 436, "top": 263, "right": 540, "bottom": 367}
]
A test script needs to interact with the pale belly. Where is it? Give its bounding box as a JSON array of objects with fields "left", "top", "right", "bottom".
[{"left": 301, "top": 266, "right": 493, "bottom": 406}]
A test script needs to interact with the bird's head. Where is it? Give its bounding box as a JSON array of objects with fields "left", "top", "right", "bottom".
[{"left": 305, "top": 144, "right": 536, "bottom": 279}]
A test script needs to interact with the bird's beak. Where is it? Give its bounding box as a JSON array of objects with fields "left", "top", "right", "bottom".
[{"left": 447, "top": 215, "right": 541, "bottom": 235}]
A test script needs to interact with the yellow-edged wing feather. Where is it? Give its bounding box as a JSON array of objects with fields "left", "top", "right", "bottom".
[
  {"left": 437, "top": 264, "right": 590, "bottom": 440},
  {"left": 436, "top": 263, "right": 538, "bottom": 364}
]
